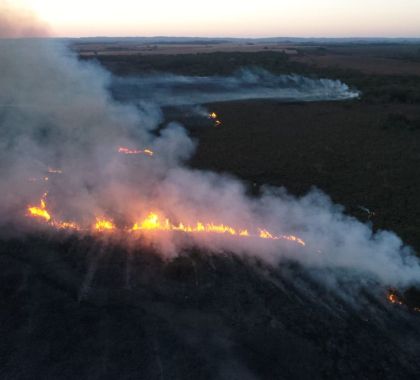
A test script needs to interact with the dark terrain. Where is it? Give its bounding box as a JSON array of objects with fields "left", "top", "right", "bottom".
[
  {"left": 2, "top": 43, "right": 420, "bottom": 379},
  {"left": 1, "top": 235, "right": 420, "bottom": 379}
]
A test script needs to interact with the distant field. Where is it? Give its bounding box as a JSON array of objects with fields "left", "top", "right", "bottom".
[
  {"left": 75, "top": 42, "right": 298, "bottom": 56},
  {"left": 291, "top": 44, "right": 420, "bottom": 76},
  {"left": 74, "top": 41, "right": 420, "bottom": 76}
]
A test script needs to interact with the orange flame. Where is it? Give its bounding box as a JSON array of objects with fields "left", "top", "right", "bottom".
[
  {"left": 131, "top": 212, "right": 305, "bottom": 244},
  {"left": 27, "top": 194, "right": 81, "bottom": 231},
  {"left": 28, "top": 193, "right": 51, "bottom": 222},
  {"left": 386, "top": 290, "right": 420, "bottom": 313},
  {"left": 25, "top": 199, "right": 306, "bottom": 245},
  {"left": 94, "top": 218, "right": 116, "bottom": 231},
  {"left": 387, "top": 292, "right": 403, "bottom": 305}
]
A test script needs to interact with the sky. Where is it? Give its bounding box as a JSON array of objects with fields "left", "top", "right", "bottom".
[{"left": 12, "top": 0, "right": 420, "bottom": 38}]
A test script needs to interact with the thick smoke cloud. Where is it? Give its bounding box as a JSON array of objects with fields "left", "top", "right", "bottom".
[
  {"left": 112, "top": 69, "right": 359, "bottom": 106},
  {"left": 0, "top": 1, "right": 49, "bottom": 38},
  {"left": 1, "top": 38, "right": 420, "bottom": 291}
]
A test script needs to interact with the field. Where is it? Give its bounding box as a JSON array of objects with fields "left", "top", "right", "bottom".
[
  {"left": 2, "top": 41, "right": 420, "bottom": 379},
  {"left": 77, "top": 42, "right": 420, "bottom": 251}
]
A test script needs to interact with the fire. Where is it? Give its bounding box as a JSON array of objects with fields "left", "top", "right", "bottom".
[
  {"left": 54, "top": 221, "right": 80, "bottom": 230},
  {"left": 386, "top": 289, "right": 420, "bottom": 313},
  {"left": 118, "top": 147, "right": 154, "bottom": 156},
  {"left": 130, "top": 212, "right": 305, "bottom": 244},
  {"left": 94, "top": 218, "right": 116, "bottom": 231},
  {"left": 27, "top": 193, "right": 51, "bottom": 222},
  {"left": 27, "top": 194, "right": 81, "bottom": 231},
  {"left": 25, "top": 199, "right": 306, "bottom": 245},
  {"left": 387, "top": 291, "right": 403, "bottom": 305},
  {"left": 259, "top": 229, "right": 306, "bottom": 246},
  {"left": 209, "top": 112, "right": 222, "bottom": 127}
]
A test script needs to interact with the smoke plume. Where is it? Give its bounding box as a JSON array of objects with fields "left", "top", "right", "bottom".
[
  {"left": 111, "top": 69, "right": 359, "bottom": 106},
  {"left": 1, "top": 37, "right": 419, "bottom": 292},
  {"left": 0, "top": 1, "right": 49, "bottom": 38}
]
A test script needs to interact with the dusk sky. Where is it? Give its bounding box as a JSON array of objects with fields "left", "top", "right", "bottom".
[{"left": 14, "top": 0, "right": 420, "bottom": 37}]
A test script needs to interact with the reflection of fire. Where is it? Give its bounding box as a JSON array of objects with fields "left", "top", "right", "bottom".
[
  {"left": 26, "top": 198, "right": 305, "bottom": 245},
  {"left": 118, "top": 147, "right": 154, "bottom": 156}
]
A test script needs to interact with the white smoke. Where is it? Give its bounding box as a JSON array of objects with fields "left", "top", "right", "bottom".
[
  {"left": 112, "top": 68, "right": 359, "bottom": 106},
  {"left": 1, "top": 39, "right": 419, "bottom": 290}
]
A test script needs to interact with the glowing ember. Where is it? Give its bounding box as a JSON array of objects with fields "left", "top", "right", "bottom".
[
  {"left": 94, "top": 218, "right": 116, "bottom": 231},
  {"left": 209, "top": 112, "right": 217, "bottom": 119},
  {"left": 54, "top": 221, "right": 80, "bottom": 230},
  {"left": 118, "top": 147, "right": 154, "bottom": 156}
]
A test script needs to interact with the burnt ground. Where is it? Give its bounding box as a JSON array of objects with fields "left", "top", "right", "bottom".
[
  {"left": 2, "top": 44, "right": 420, "bottom": 379},
  {"left": 189, "top": 100, "right": 420, "bottom": 251},
  {"left": 1, "top": 235, "right": 420, "bottom": 380}
]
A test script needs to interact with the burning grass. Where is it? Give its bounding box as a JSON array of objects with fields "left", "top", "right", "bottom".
[{"left": 26, "top": 194, "right": 306, "bottom": 246}]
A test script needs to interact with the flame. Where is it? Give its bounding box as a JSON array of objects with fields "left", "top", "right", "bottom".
[
  {"left": 209, "top": 112, "right": 222, "bottom": 127},
  {"left": 386, "top": 289, "right": 420, "bottom": 313},
  {"left": 25, "top": 198, "right": 306, "bottom": 245},
  {"left": 130, "top": 212, "right": 305, "bottom": 244},
  {"left": 94, "top": 218, "right": 116, "bottom": 231},
  {"left": 387, "top": 291, "right": 403, "bottom": 305},
  {"left": 118, "top": 147, "right": 154, "bottom": 156},
  {"left": 27, "top": 193, "right": 51, "bottom": 222},
  {"left": 27, "top": 193, "right": 81, "bottom": 231}
]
